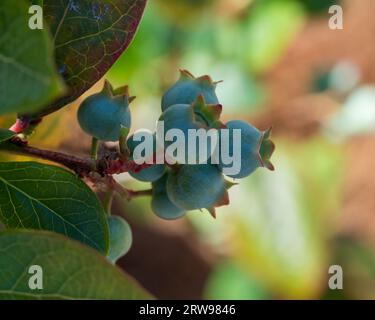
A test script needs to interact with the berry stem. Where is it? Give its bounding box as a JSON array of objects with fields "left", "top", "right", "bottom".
[
  {"left": 106, "top": 177, "right": 152, "bottom": 200},
  {"left": 90, "top": 137, "right": 99, "bottom": 161},
  {"left": 103, "top": 190, "right": 114, "bottom": 214},
  {"left": 127, "top": 189, "right": 153, "bottom": 198},
  {"left": 119, "top": 126, "right": 130, "bottom": 157}
]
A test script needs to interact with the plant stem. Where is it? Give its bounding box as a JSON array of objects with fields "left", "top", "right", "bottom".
[
  {"left": 119, "top": 126, "right": 130, "bottom": 157},
  {"left": 90, "top": 137, "right": 99, "bottom": 161},
  {"left": 0, "top": 138, "right": 150, "bottom": 177},
  {"left": 0, "top": 139, "right": 95, "bottom": 175},
  {"left": 107, "top": 177, "right": 153, "bottom": 200},
  {"left": 127, "top": 189, "right": 153, "bottom": 198},
  {"left": 103, "top": 190, "right": 114, "bottom": 214}
]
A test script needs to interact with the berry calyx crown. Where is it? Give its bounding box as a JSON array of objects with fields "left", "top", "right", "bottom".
[
  {"left": 101, "top": 80, "right": 136, "bottom": 106},
  {"left": 258, "top": 128, "right": 275, "bottom": 171},
  {"left": 179, "top": 69, "right": 221, "bottom": 89},
  {"left": 191, "top": 95, "right": 224, "bottom": 129}
]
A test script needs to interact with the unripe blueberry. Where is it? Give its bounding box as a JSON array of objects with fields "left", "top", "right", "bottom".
[
  {"left": 107, "top": 215, "right": 132, "bottom": 263},
  {"left": 218, "top": 120, "right": 275, "bottom": 179},
  {"left": 166, "top": 164, "right": 228, "bottom": 210},
  {"left": 162, "top": 69, "right": 219, "bottom": 111},
  {"left": 126, "top": 131, "right": 166, "bottom": 182},
  {"left": 151, "top": 173, "right": 185, "bottom": 220},
  {"left": 77, "top": 81, "right": 133, "bottom": 142},
  {"left": 157, "top": 97, "right": 222, "bottom": 164}
]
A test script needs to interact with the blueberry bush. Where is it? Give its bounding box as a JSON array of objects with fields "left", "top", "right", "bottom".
[{"left": 0, "top": 0, "right": 274, "bottom": 299}]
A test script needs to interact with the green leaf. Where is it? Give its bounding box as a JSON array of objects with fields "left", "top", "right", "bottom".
[
  {"left": 0, "top": 230, "right": 152, "bottom": 299},
  {"left": 0, "top": 162, "right": 109, "bottom": 253},
  {"left": 0, "top": 129, "right": 15, "bottom": 143},
  {"left": 0, "top": 0, "right": 65, "bottom": 115},
  {"left": 26, "top": 0, "right": 147, "bottom": 118}
]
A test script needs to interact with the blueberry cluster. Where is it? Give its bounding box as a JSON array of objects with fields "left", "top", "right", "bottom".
[
  {"left": 77, "top": 70, "right": 275, "bottom": 220},
  {"left": 151, "top": 70, "right": 275, "bottom": 219}
]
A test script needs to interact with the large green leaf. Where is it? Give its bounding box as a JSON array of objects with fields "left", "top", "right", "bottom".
[
  {"left": 0, "top": 230, "right": 151, "bottom": 299},
  {"left": 26, "top": 0, "right": 147, "bottom": 118},
  {"left": 0, "top": 162, "right": 109, "bottom": 253},
  {"left": 0, "top": 0, "right": 64, "bottom": 115}
]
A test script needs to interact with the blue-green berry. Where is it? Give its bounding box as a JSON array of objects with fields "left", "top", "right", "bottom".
[
  {"left": 157, "top": 97, "right": 222, "bottom": 164},
  {"left": 166, "top": 164, "right": 227, "bottom": 210},
  {"left": 127, "top": 131, "right": 166, "bottom": 182},
  {"left": 151, "top": 173, "right": 185, "bottom": 220},
  {"left": 218, "top": 120, "right": 275, "bottom": 179},
  {"left": 77, "top": 81, "right": 133, "bottom": 142},
  {"left": 107, "top": 215, "right": 133, "bottom": 263},
  {"left": 162, "top": 69, "right": 219, "bottom": 112}
]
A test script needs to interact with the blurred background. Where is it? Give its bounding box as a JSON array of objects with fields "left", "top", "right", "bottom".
[{"left": 2, "top": 0, "right": 375, "bottom": 299}]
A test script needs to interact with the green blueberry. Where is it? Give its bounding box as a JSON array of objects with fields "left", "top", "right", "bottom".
[
  {"left": 167, "top": 164, "right": 227, "bottom": 210},
  {"left": 162, "top": 69, "right": 219, "bottom": 111},
  {"left": 151, "top": 173, "right": 185, "bottom": 220},
  {"left": 77, "top": 81, "right": 133, "bottom": 141},
  {"left": 107, "top": 215, "right": 132, "bottom": 263}
]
